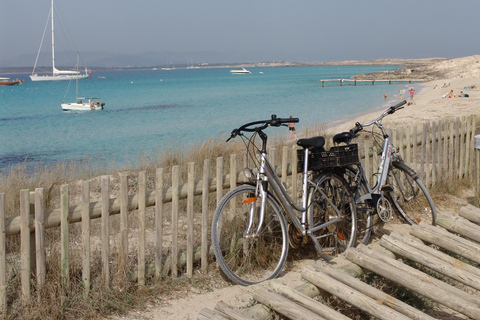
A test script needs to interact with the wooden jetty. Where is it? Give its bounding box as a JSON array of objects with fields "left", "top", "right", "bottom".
[
  {"left": 198, "top": 204, "right": 480, "bottom": 320},
  {"left": 320, "top": 79, "right": 424, "bottom": 87}
]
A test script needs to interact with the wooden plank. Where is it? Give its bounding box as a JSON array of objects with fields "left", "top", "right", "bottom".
[
  {"left": 443, "top": 120, "right": 449, "bottom": 178},
  {"left": 420, "top": 123, "right": 426, "bottom": 181},
  {"left": 313, "top": 261, "right": 436, "bottom": 320},
  {"left": 187, "top": 162, "right": 195, "bottom": 278},
  {"left": 268, "top": 280, "right": 351, "bottom": 320},
  {"left": 431, "top": 122, "right": 437, "bottom": 185},
  {"left": 35, "top": 188, "right": 46, "bottom": 294},
  {"left": 411, "top": 222, "right": 480, "bottom": 265},
  {"left": 214, "top": 301, "right": 252, "bottom": 320},
  {"left": 138, "top": 171, "right": 146, "bottom": 286},
  {"left": 269, "top": 148, "right": 276, "bottom": 174},
  {"left": 364, "top": 137, "right": 371, "bottom": 185},
  {"left": 81, "top": 182, "right": 90, "bottom": 296},
  {"left": 425, "top": 122, "right": 431, "bottom": 187},
  {"left": 216, "top": 157, "right": 223, "bottom": 206},
  {"left": 412, "top": 124, "right": 418, "bottom": 172},
  {"left": 101, "top": 176, "right": 110, "bottom": 289},
  {"left": 172, "top": 165, "right": 179, "bottom": 277},
  {"left": 0, "top": 194, "right": 6, "bottom": 314},
  {"left": 459, "top": 204, "right": 480, "bottom": 225},
  {"left": 455, "top": 118, "right": 461, "bottom": 178},
  {"left": 230, "top": 154, "right": 236, "bottom": 190},
  {"left": 405, "top": 125, "right": 411, "bottom": 166},
  {"left": 201, "top": 159, "right": 210, "bottom": 272},
  {"left": 281, "top": 146, "right": 288, "bottom": 185},
  {"left": 389, "top": 232, "right": 480, "bottom": 279},
  {"left": 197, "top": 308, "right": 228, "bottom": 320},
  {"left": 20, "top": 190, "right": 31, "bottom": 299},
  {"left": 436, "top": 212, "right": 480, "bottom": 243},
  {"left": 155, "top": 168, "right": 164, "bottom": 276},
  {"left": 291, "top": 145, "right": 298, "bottom": 204},
  {"left": 60, "top": 185, "right": 69, "bottom": 287},
  {"left": 459, "top": 117, "right": 466, "bottom": 178},
  {"left": 252, "top": 285, "right": 326, "bottom": 320},
  {"left": 119, "top": 174, "right": 129, "bottom": 275},
  {"left": 348, "top": 246, "right": 480, "bottom": 319},
  {"left": 449, "top": 121, "right": 454, "bottom": 179},
  {"left": 437, "top": 120, "right": 443, "bottom": 177},
  {"left": 381, "top": 234, "right": 480, "bottom": 290},
  {"left": 302, "top": 266, "right": 410, "bottom": 320}
]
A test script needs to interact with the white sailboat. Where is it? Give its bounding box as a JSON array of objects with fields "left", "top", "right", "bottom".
[
  {"left": 30, "top": 0, "right": 89, "bottom": 82},
  {"left": 61, "top": 55, "right": 104, "bottom": 111}
]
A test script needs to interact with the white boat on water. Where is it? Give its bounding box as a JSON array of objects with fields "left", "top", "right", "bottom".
[
  {"left": 230, "top": 67, "right": 251, "bottom": 74},
  {"left": 30, "top": 0, "right": 89, "bottom": 82},
  {"left": 61, "top": 59, "right": 104, "bottom": 111}
]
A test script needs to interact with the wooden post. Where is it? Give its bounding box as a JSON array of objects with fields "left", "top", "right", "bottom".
[
  {"left": 216, "top": 157, "right": 223, "bottom": 205},
  {"left": 187, "top": 162, "right": 195, "bottom": 278},
  {"left": 431, "top": 122, "right": 437, "bottom": 186},
  {"left": 118, "top": 174, "right": 128, "bottom": 280},
  {"left": 101, "top": 176, "right": 110, "bottom": 289},
  {"left": 35, "top": 188, "right": 45, "bottom": 298},
  {"left": 155, "top": 168, "right": 164, "bottom": 277},
  {"left": 81, "top": 181, "right": 90, "bottom": 297},
  {"left": 172, "top": 166, "right": 179, "bottom": 278},
  {"left": 475, "top": 135, "right": 480, "bottom": 207},
  {"left": 138, "top": 171, "right": 146, "bottom": 286},
  {"left": 281, "top": 146, "right": 288, "bottom": 186},
  {"left": 201, "top": 159, "right": 210, "bottom": 272},
  {"left": 292, "top": 145, "right": 298, "bottom": 204},
  {"left": 0, "top": 194, "right": 6, "bottom": 314},
  {"left": 60, "top": 185, "right": 69, "bottom": 287}
]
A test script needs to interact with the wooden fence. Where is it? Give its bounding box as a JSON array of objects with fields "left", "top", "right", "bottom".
[{"left": 0, "top": 114, "right": 477, "bottom": 313}]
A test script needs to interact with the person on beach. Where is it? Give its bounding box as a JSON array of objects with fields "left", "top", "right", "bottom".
[
  {"left": 288, "top": 115, "right": 297, "bottom": 139},
  {"left": 409, "top": 88, "right": 415, "bottom": 101},
  {"left": 399, "top": 89, "right": 403, "bottom": 99},
  {"left": 384, "top": 93, "right": 387, "bottom": 100}
]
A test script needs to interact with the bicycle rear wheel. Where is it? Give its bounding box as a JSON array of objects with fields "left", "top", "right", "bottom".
[
  {"left": 211, "top": 185, "right": 288, "bottom": 286},
  {"left": 308, "top": 172, "right": 356, "bottom": 260},
  {"left": 387, "top": 161, "right": 437, "bottom": 225}
]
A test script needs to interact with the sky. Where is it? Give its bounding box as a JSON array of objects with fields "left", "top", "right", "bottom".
[{"left": 1, "top": 0, "right": 479, "bottom": 66}]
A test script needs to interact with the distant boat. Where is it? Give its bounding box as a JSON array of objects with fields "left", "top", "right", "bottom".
[
  {"left": 30, "top": 0, "right": 89, "bottom": 82},
  {"left": 61, "top": 56, "right": 104, "bottom": 112},
  {"left": 230, "top": 67, "right": 251, "bottom": 74},
  {"left": 0, "top": 78, "right": 23, "bottom": 86}
]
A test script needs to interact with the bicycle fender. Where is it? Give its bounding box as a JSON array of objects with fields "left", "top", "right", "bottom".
[{"left": 392, "top": 160, "right": 417, "bottom": 179}]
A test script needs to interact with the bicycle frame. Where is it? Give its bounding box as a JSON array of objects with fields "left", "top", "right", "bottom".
[{"left": 245, "top": 147, "right": 345, "bottom": 252}]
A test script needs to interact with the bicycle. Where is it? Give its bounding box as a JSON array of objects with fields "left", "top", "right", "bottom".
[
  {"left": 330, "top": 100, "right": 437, "bottom": 245},
  {"left": 211, "top": 115, "right": 356, "bottom": 286}
]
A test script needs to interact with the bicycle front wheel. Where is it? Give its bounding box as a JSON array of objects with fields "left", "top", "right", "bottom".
[
  {"left": 308, "top": 172, "right": 356, "bottom": 260},
  {"left": 387, "top": 161, "right": 437, "bottom": 225},
  {"left": 211, "top": 185, "right": 288, "bottom": 286}
]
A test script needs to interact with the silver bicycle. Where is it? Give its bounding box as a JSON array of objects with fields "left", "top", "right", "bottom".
[
  {"left": 331, "top": 100, "right": 437, "bottom": 245},
  {"left": 211, "top": 115, "right": 356, "bottom": 286}
]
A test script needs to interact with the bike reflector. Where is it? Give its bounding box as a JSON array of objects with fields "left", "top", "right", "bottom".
[
  {"left": 337, "top": 232, "right": 345, "bottom": 241},
  {"left": 416, "top": 218, "right": 422, "bottom": 223},
  {"left": 242, "top": 197, "right": 257, "bottom": 204}
]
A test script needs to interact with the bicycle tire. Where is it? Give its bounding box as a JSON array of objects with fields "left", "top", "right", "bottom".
[
  {"left": 342, "top": 167, "right": 374, "bottom": 245},
  {"left": 387, "top": 161, "right": 437, "bottom": 225},
  {"left": 211, "top": 185, "right": 289, "bottom": 286},
  {"left": 307, "top": 172, "right": 356, "bottom": 260}
]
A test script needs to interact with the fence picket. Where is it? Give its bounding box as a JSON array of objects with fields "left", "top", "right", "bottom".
[
  {"left": 101, "top": 176, "right": 110, "bottom": 289},
  {"left": 81, "top": 182, "right": 90, "bottom": 296},
  {"left": 138, "top": 171, "right": 146, "bottom": 286},
  {"left": 35, "top": 188, "right": 46, "bottom": 296},
  {"left": 155, "top": 168, "right": 164, "bottom": 276},
  {"left": 119, "top": 175, "right": 129, "bottom": 280},
  {"left": 60, "top": 185, "right": 69, "bottom": 287},
  {"left": 172, "top": 166, "right": 179, "bottom": 278},
  {"left": 449, "top": 122, "right": 455, "bottom": 180},
  {"left": 0, "top": 194, "right": 5, "bottom": 314},
  {"left": 187, "top": 163, "right": 195, "bottom": 278},
  {"left": 201, "top": 159, "right": 210, "bottom": 272}
]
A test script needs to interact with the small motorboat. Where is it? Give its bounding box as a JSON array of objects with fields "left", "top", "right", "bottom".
[
  {"left": 0, "top": 78, "right": 22, "bottom": 86},
  {"left": 230, "top": 67, "right": 251, "bottom": 74}
]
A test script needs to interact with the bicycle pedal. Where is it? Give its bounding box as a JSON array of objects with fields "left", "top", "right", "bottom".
[{"left": 381, "top": 184, "right": 393, "bottom": 192}]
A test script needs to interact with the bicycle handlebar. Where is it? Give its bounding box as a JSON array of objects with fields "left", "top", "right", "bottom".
[
  {"left": 227, "top": 114, "right": 299, "bottom": 142},
  {"left": 349, "top": 100, "right": 407, "bottom": 134}
]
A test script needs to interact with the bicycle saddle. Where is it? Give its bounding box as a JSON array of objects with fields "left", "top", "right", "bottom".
[
  {"left": 333, "top": 132, "right": 357, "bottom": 144},
  {"left": 297, "top": 136, "right": 325, "bottom": 149}
]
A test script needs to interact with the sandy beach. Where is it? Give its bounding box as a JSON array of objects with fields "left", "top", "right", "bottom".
[{"left": 108, "top": 56, "right": 480, "bottom": 320}]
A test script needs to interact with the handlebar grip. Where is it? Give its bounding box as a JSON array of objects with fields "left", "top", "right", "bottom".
[
  {"left": 350, "top": 122, "right": 363, "bottom": 134},
  {"left": 270, "top": 115, "right": 299, "bottom": 127}
]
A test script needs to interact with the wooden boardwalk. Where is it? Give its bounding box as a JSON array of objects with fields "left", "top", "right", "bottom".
[
  {"left": 319, "top": 78, "right": 424, "bottom": 86},
  {"left": 198, "top": 204, "right": 480, "bottom": 320}
]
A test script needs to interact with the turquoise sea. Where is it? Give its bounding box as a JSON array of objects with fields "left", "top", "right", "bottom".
[{"left": 0, "top": 65, "right": 414, "bottom": 172}]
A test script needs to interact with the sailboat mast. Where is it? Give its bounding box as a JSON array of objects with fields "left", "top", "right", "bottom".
[{"left": 51, "top": 0, "right": 55, "bottom": 75}]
